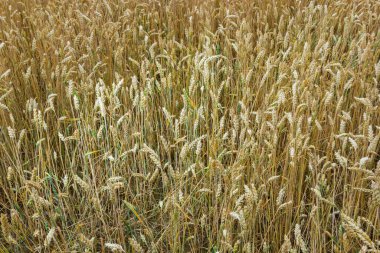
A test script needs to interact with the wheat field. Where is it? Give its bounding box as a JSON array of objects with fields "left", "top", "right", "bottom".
[{"left": 0, "top": 0, "right": 379, "bottom": 252}]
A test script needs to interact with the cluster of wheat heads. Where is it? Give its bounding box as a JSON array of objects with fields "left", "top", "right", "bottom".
[{"left": 0, "top": 0, "right": 379, "bottom": 252}]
